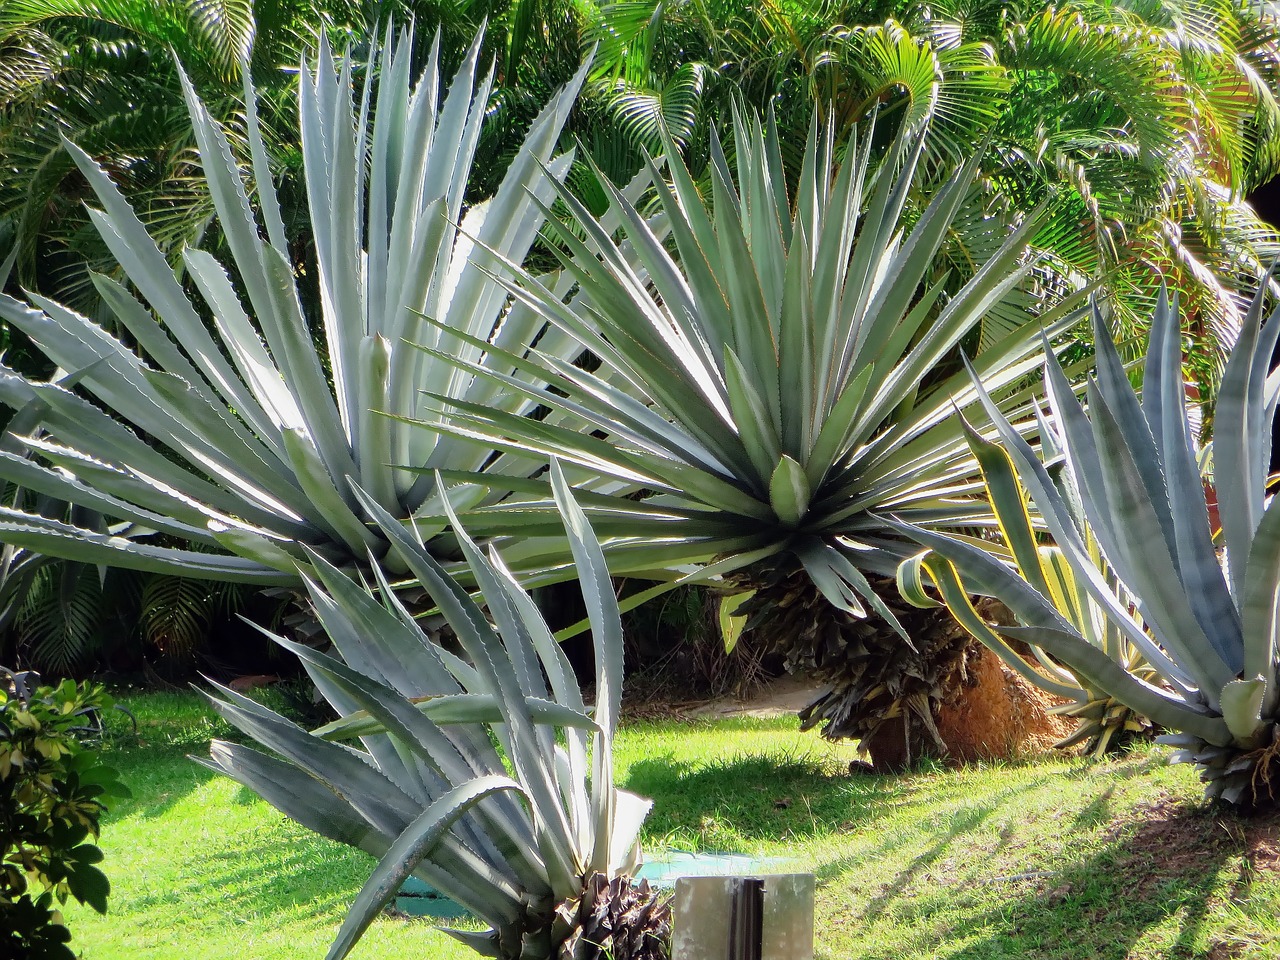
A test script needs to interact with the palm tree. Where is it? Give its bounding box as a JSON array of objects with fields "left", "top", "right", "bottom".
[{"left": 0, "top": 0, "right": 286, "bottom": 308}]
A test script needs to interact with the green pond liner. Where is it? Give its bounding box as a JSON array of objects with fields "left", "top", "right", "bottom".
[
  {"left": 393, "top": 851, "right": 790, "bottom": 918},
  {"left": 395, "top": 876, "right": 472, "bottom": 919}
]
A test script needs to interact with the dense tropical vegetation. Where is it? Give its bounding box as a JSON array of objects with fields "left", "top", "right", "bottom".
[
  {"left": 6, "top": 0, "right": 1280, "bottom": 367},
  {"left": 5, "top": 0, "right": 1280, "bottom": 953},
  {"left": 0, "top": 0, "right": 286, "bottom": 312},
  {"left": 586, "top": 0, "right": 1280, "bottom": 382},
  {"left": 9, "top": 0, "right": 1278, "bottom": 706},
  {"left": 0, "top": 0, "right": 685, "bottom": 314}
]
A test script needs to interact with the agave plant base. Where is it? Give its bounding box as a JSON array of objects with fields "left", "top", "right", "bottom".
[
  {"left": 738, "top": 568, "right": 1068, "bottom": 768},
  {"left": 1164, "top": 727, "right": 1280, "bottom": 811},
  {"left": 555, "top": 874, "right": 672, "bottom": 960}
]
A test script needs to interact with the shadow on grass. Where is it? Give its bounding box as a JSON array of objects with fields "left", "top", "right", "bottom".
[
  {"left": 103, "top": 688, "right": 329, "bottom": 823},
  {"left": 626, "top": 752, "right": 906, "bottom": 845},
  {"left": 125, "top": 829, "right": 375, "bottom": 927},
  {"left": 102, "top": 745, "right": 221, "bottom": 823},
  {"left": 813, "top": 782, "right": 1041, "bottom": 918},
  {"left": 950, "top": 803, "right": 1243, "bottom": 960},
  {"left": 1071, "top": 786, "right": 1115, "bottom": 831},
  {"left": 851, "top": 798, "right": 1246, "bottom": 960},
  {"left": 1061, "top": 750, "right": 1167, "bottom": 783}
]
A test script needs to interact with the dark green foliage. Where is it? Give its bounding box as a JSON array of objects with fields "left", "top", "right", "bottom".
[
  {"left": 0, "top": 673, "right": 126, "bottom": 959},
  {"left": 137, "top": 572, "right": 233, "bottom": 661},
  {"left": 621, "top": 586, "right": 770, "bottom": 703},
  {"left": 14, "top": 564, "right": 111, "bottom": 677},
  {"left": 4, "top": 561, "right": 246, "bottom": 676},
  {"left": 0, "top": 0, "right": 240, "bottom": 307}
]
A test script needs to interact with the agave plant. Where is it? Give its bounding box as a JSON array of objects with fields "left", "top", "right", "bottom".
[
  {"left": 415, "top": 105, "right": 1087, "bottom": 758},
  {"left": 897, "top": 402, "right": 1154, "bottom": 757},
  {"left": 202, "top": 464, "right": 668, "bottom": 959},
  {"left": 0, "top": 25, "right": 603, "bottom": 587},
  {"left": 896, "top": 286, "right": 1280, "bottom": 806}
]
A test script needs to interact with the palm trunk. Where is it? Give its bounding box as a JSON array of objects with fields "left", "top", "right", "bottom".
[{"left": 733, "top": 563, "right": 1069, "bottom": 768}]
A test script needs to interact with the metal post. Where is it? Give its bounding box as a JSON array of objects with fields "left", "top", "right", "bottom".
[
  {"left": 726, "top": 878, "right": 765, "bottom": 960},
  {"left": 672, "top": 874, "right": 814, "bottom": 960}
]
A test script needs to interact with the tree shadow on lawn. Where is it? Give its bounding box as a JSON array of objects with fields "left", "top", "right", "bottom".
[
  {"left": 847, "top": 797, "right": 1258, "bottom": 960},
  {"left": 947, "top": 799, "right": 1248, "bottom": 960},
  {"left": 624, "top": 745, "right": 1095, "bottom": 849},
  {"left": 125, "top": 826, "right": 375, "bottom": 928},
  {"left": 104, "top": 746, "right": 221, "bottom": 823},
  {"left": 105, "top": 690, "right": 331, "bottom": 823},
  {"left": 814, "top": 781, "right": 1043, "bottom": 924},
  {"left": 1060, "top": 750, "right": 1168, "bottom": 784},
  {"left": 625, "top": 753, "right": 906, "bottom": 845}
]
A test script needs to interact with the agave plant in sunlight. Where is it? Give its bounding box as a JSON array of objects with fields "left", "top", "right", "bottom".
[
  {"left": 203, "top": 466, "right": 669, "bottom": 959},
  {"left": 419, "top": 106, "right": 1086, "bottom": 760},
  {"left": 0, "top": 25, "right": 598, "bottom": 587},
  {"left": 898, "top": 400, "right": 1154, "bottom": 757},
  {"left": 897, "top": 287, "right": 1280, "bottom": 807}
]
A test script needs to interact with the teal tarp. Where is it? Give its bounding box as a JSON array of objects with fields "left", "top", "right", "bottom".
[{"left": 394, "top": 850, "right": 791, "bottom": 918}]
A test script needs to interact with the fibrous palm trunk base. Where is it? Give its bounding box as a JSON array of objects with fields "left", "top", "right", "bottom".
[
  {"left": 736, "top": 566, "right": 1072, "bottom": 769},
  {"left": 921, "top": 642, "right": 1077, "bottom": 766},
  {"left": 555, "top": 873, "right": 672, "bottom": 960}
]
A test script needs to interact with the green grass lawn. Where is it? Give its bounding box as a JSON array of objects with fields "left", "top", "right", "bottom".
[{"left": 66, "top": 691, "right": 1280, "bottom": 959}]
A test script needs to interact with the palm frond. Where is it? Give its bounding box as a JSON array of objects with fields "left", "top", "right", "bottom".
[
  {"left": 17, "top": 562, "right": 104, "bottom": 674},
  {"left": 139, "top": 573, "right": 216, "bottom": 660},
  {"left": 187, "top": 0, "right": 255, "bottom": 76}
]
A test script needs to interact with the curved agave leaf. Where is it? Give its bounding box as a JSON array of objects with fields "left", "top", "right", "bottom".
[
  {"left": 899, "top": 282, "right": 1280, "bottom": 804},
  {"left": 329, "top": 775, "right": 528, "bottom": 960},
  {"left": 312, "top": 693, "right": 597, "bottom": 742}
]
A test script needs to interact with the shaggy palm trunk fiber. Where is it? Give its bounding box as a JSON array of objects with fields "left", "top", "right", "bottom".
[
  {"left": 734, "top": 566, "right": 1072, "bottom": 769},
  {"left": 555, "top": 874, "right": 672, "bottom": 960}
]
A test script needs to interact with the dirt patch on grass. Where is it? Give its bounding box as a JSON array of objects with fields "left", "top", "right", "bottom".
[
  {"left": 1206, "top": 943, "right": 1246, "bottom": 960},
  {"left": 1021, "top": 797, "right": 1253, "bottom": 915},
  {"left": 1242, "top": 815, "right": 1280, "bottom": 875},
  {"left": 1105, "top": 798, "right": 1244, "bottom": 895}
]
